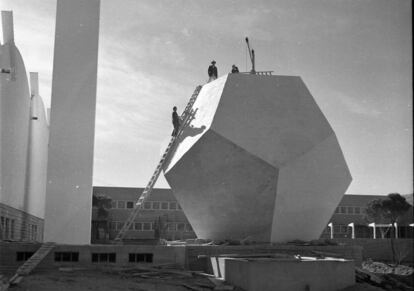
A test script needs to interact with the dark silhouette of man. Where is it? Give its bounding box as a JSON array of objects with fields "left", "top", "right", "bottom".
[
  {"left": 172, "top": 106, "right": 180, "bottom": 136},
  {"left": 231, "top": 64, "right": 239, "bottom": 73},
  {"left": 208, "top": 60, "right": 218, "bottom": 82}
]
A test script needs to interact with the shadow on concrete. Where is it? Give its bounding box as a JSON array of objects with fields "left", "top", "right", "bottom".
[
  {"left": 176, "top": 108, "right": 206, "bottom": 142},
  {"left": 163, "top": 110, "right": 206, "bottom": 171},
  {"left": 179, "top": 124, "right": 207, "bottom": 141}
]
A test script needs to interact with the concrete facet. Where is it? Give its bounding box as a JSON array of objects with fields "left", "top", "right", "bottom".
[
  {"left": 166, "top": 130, "right": 278, "bottom": 241},
  {"left": 212, "top": 74, "right": 332, "bottom": 167},
  {"left": 44, "top": 0, "right": 100, "bottom": 244},
  {"left": 164, "top": 73, "right": 351, "bottom": 242},
  {"left": 271, "top": 134, "right": 352, "bottom": 242}
]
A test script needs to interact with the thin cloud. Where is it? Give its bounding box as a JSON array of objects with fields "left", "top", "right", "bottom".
[{"left": 335, "top": 91, "right": 382, "bottom": 117}]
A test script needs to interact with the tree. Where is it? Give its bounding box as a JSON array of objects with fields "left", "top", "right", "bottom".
[
  {"left": 365, "top": 193, "right": 411, "bottom": 264},
  {"left": 92, "top": 194, "right": 113, "bottom": 240},
  {"left": 92, "top": 194, "right": 112, "bottom": 219}
]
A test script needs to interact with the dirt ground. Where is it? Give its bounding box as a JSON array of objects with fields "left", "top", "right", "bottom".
[
  {"left": 3, "top": 269, "right": 396, "bottom": 291},
  {"left": 3, "top": 262, "right": 413, "bottom": 291},
  {"left": 7, "top": 268, "right": 221, "bottom": 291},
  {"left": 4, "top": 270, "right": 388, "bottom": 291}
]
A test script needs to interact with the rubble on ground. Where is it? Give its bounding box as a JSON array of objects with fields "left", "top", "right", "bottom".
[
  {"left": 362, "top": 260, "right": 413, "bottom": 276},
  {"left": 356, "top": 260, "right": 414, "bottom": 291},
  {"left": 0, "top": 275, "right": 10, "bottom": 291},
  {"left": 104, "top": 264, "right": 241, "bottom": 291}
]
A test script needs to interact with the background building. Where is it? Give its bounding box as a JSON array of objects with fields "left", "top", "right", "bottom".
[
  {"left": 92, "top": 187, "right": 196, "bottom": 243},
  {"left": 0, "top": 11, "right": 48, "bottom": 242},
  {"left": 92, "top": 187, "right": 414, "bottom": 243},
  {"left": 321, "top": 194, "right": 413, "bottom": 239}
]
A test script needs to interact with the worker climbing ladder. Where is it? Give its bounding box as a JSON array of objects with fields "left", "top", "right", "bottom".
[{"left": 114, "top": 85, "right": 203, "bottom": 242}]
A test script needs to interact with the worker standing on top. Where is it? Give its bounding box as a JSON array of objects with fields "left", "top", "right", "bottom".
[
  {"left": 172, "top": 106, "right": 180, "bottom": 136},
  {"left": 208, "top": 60, "right": 218, "bottom": 82},
  {"left": 231, "top": 64, "right": 239, "bottom": 73}
]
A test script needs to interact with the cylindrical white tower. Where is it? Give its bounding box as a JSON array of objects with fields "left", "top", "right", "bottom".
[{"left": 27, "top": 72, "right": 49, "bottom": 219}]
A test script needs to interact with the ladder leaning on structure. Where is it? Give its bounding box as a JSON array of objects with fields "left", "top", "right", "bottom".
[
  {"left": 114, "top": 85, "right": 203, "bottom": 242},
  {"left": 8, "top": 242, "right": 56, "bottom": 286}
]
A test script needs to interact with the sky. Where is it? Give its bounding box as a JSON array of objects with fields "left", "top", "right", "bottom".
[{"left": 0, "top": 0, "right": 412, "bottom": 195}]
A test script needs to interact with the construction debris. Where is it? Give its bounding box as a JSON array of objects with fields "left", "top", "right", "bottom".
[
  {"left": 104, "top": 265, "right": 240, "bottom": 291},
  {"left": 182, "top": 283, "right": 204, "bottom": 291},
  {"left": 58, "top": 267, "right": 88, "bottom": 272},
  {"left": 362, "top": 260, "right": 414, "bottom": 276},
  {"left": 356, "top": 265, "right": 414, "bottom": 291},
  {"left": 0, "top": 275, "right": 9, "bottom": 291}
]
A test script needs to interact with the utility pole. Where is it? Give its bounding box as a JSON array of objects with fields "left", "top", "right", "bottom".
[{"left": 245, "top": 37, "right": 256, "bottom": 74}]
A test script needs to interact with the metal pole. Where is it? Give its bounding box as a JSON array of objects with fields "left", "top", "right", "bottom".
[
  {"left": 245, "top": 37, "right": 256, "bottom": 74},
  {"left": 348, "top": 222, "right": 355, "bottom": 239},
  {"left": 328, "top": 222, "right": 333, "bottom": 239},
  {"left": 394, "top": 222, "right": 398, "bottom": 239},
  {"left": 369, "top": 223, "right": 376, "bottom": 239}
]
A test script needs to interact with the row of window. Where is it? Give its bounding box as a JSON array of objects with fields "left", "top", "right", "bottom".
[
  {"left": 16, "top": 251, "right": 153, "bottom": 263},
  {"left": 334, "top": 224, "right": 350, "bottom": 234},
  {"left": 0, "top": 216, "right": 15, "bottom": 239},
  {"left": 111, "top": 200, "right": 182, "bottom": 211},
  {"left": 323, "top": 224, "right": 352, "bottom": 234},
  {"left": 334, "top": 206, "right": 365, "bottom": 215},
  {"left": 109, "top": 221, "right": 193, "bottom": 232},
  {"left": 29, "top": 224, "right": 38, "bottom": 241},
  {"left": 1, "top": 216, "right": 39, "bottom": 241}
]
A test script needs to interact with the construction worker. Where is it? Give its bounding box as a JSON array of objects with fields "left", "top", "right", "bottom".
[
  {"left": 208, "top": 60, "right": 218, "bottom": 82},
  {"left": 231, "top": 64, "right": 239, "bottom": 73},
  {"left": 172, "top": 106, "right": 180, "bottom": 136}
]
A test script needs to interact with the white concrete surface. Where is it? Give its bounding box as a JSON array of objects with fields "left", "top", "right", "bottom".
[
  {"left": 27, "top": 72, "right": 49, "bottom": 218},
  {"left": 271, "top": 133, "right": 352, "bottom": 242},
  {"left": 0, "top": 11, "right": 31, "bottom": 211},
  {"left": 225, "top": 258, "right": 355, "bottom": 291},
  {"left": 165, "top": 75, "right": 227, "bottom": 173},
  {"left": 212, "top": 74, "right": 332, "bottom": 167},
  {"left": 44, "top": 0, "right": 100, "bottom": 244},
  {"left": 165, "top": 130, "right": 278, "bottom": 241},
  {"left": 1, "top": 11, "right": 14, "bottom": 44},
  {"left": 164, "top": 73, "right": 351, "bottom": 242}
]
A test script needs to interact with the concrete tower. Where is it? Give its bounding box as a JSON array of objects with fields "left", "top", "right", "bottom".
[
  {"left": 164, "top": 74, "right": 352, "bottom": 243},
  {"left": 0, "top": 11, "right": 31, "bottom": 213},
  {"left": 44, "top": 0, "right": 100, "bottom": 244},
  {"left": 27, "top": 72, "right": 49, "bottom": 219}
]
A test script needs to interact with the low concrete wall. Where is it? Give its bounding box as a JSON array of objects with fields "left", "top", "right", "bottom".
[
  {"left": 186, "top": 243, "right": 362, "bottom": 271},
  {"left": 0, "top": 242, "right": 187, "bottom": 271},
  {"left": 335, "top": 238, "right": 414, "bottom": 263},
  {"left": 0, "top": 242, "right": 363, "bottom": 274},
  {"left": 225, "top": 258, "right": 355, "bottom": 291}
]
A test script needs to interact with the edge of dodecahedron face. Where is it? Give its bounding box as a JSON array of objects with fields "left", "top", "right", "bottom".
[
  {"left": 164, "top": 128, "right": 279, "bottom": 241},
  {"left": 210, "top": 74, "right": 334, "bottom": 168}
]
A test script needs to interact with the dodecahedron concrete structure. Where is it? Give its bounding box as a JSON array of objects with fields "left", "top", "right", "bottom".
[{"left": 164, "top": 73, "right": 352, "bottom": 243}]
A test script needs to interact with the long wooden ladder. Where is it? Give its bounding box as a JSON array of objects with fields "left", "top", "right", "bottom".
[
  {"left": 8, "top": 242, "right": 56, "bottom": 286},
  {"left": 114, "top": 85, "right": 202, "bottom": 242}
]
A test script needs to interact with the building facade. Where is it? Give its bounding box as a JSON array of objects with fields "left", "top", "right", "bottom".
[
  {"left": 92, "top": 187, "right": 414, "bottom": 243},
  {"left": 92, "top": 187, "right": 196, "bottom": 243},
  {"left": 321, "top": 194, "right": 413, "bottom": 239}
]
